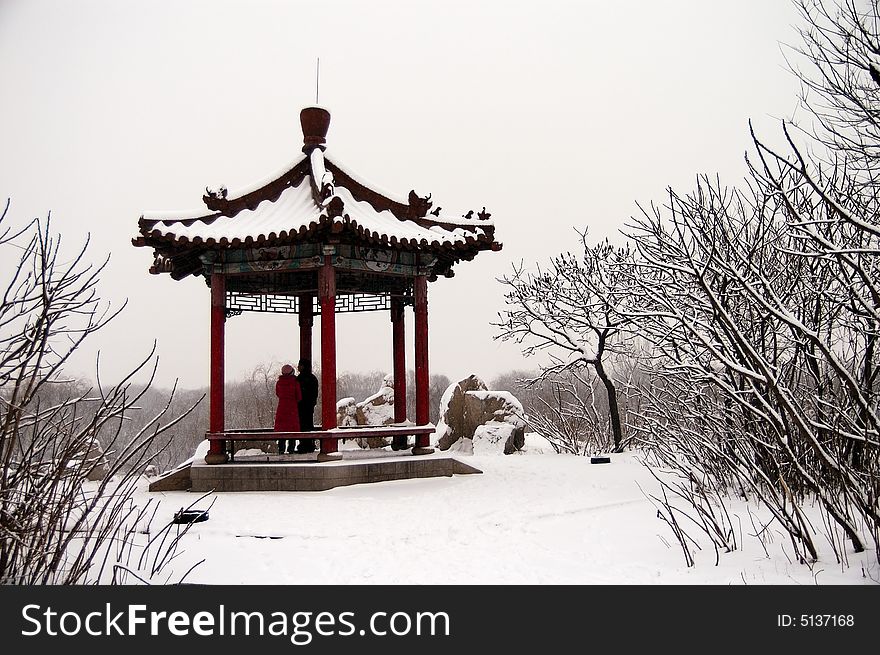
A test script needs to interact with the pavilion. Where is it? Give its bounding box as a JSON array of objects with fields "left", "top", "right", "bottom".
[{"left": 133, "top": 107, "right": 501, "bottom": 464}]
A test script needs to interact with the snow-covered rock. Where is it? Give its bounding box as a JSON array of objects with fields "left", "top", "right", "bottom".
[
  {"left": 473, "top": 421, "right": 520, "bottom": 455},
  {"left": 336, "top": 376, "right": 396, "bottom": 448},
  {"left": 436, "top": 375, "right": 526, "bottom": 454},
  {"left": 358, "top": 374, "right": 395, "bottom": 427},
  {"left": 336, "top": 397, "right": 359, "bottom": 427},
  {"left": 435, "top": 374, "right": 488, "bottom": 450},
  {"left": 234, "top": 448, "right": 266, "bottom": 457}
]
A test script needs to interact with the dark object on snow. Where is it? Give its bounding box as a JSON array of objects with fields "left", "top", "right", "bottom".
[
  {"left": 590, "top": 455, "right": 611, "bottom": 464},
  {"left": 173, "top": 508, "right": 209, "bottom": 524}
]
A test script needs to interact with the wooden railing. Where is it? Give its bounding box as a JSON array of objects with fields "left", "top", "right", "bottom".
[{"left": 205, "top": 424, "right": 436, "bottom": 462}]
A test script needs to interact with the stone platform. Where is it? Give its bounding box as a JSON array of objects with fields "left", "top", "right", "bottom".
[{"left": 178, "top": 447, "right": 482, "bottom": 492}]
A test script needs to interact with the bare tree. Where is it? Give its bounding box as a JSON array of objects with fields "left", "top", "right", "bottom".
[
  {"left": 128, "top": 385, "right": 208, "bottom": 472},
  {"left": 225, "top": 361, "right": 282, "bottom": 430},
  {"left": 496, "top": 237, "right": 632, "bottom": 452},
  {"left": 629, "top": 0, "right": 879, "bottom": 567},
  {"left": 338, "top": 370, "right": 387, "bottom": 405},
  {"left": 786, "top": 0, "right": 880, "bottom": 167},
  {"left": 620, "top": 163, "right": 878, "bottom": 562},
  {"left": 0, "top": 202, "right": 201, "bottom": 584},
  {"left": 491, "top": 0, "right": 880, "bottom": 568}
]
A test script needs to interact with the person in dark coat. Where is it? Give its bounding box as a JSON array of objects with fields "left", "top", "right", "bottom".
[
  {"left": 274, "top": 363, "right": 302, "bottom": 455},
  {"left": 295, "top": 358, "right": 319, "bottom": 454}
]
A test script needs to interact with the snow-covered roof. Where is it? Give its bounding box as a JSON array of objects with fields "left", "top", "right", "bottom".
[{"left": 134, "top": 113, "right": 500, "bottom": 280}]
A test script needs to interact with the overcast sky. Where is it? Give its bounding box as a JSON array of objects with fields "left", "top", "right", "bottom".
[{"left": 0, "top": 0, "right": 803, "bottom": 392}]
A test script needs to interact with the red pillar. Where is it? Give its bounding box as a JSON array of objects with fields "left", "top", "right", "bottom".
[
  {"left": 413, "top": 275, "right": 433, "bottom": 453},
  {"left": 392, "top": 297, "right": 407, "bottom": 422},
  {"left": 318, "top": 255, "right": 339, "bottom": 458},
  {"left": 299, "top": 293, "right": 314, "bottom": 364},
  {"left": 391, "top": 297, "right": 407, "bottom": 450},
  {"left": 206, "top": 272, "right": 227, "bottom": 464}
]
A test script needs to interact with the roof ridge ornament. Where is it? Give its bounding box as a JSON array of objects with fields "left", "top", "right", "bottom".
[
  {"left": 205, "top": 185, "right": 228, "bottom": 200},
  {"left": 309, "top": 148, "right": 335, "bottom": 201},
  {"left": 301, "top": 106, "right": 331, "bottom": 153},
  {"left": 407, "top": 190, "right": 433, "bottom": 218}
]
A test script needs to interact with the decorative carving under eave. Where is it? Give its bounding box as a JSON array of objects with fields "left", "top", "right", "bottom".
[
  {"left": 325, "top": 195, "right": 345, "bottom": 218},
  {"left": 150, "top": 252, "right": 173, "bottom": 274},
  {"left": 407, "top": 190, "right": 433, "bottom": 218}
]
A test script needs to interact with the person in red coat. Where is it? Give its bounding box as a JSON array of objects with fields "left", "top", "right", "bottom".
[{"left": 274, "top": 364, "right": 302, "bottom": 455}]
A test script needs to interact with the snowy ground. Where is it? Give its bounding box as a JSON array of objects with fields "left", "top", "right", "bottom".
[{"left": 138, "top": 447, "right": 877, "bottom": 585}]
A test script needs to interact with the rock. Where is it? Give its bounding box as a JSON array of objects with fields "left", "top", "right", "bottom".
[
  {"left": 436, "top": 377, "right": 526, "bottom": 454},
  {"left": 449, "top": 436, "right": 474, "bottom": 455},
  {"left": 435, "top": 375, "right": 488, "bottom": 450},
  {"left": 337, "top": 397, "right": 360, "bottom": 427},
  {"left": 473, "top": 421, "right": 524, "bottom": 455},
  {"left": 335, "top": 376, "right": 396, "bottom": 448},
  {"left": 359, "top": 374, "right": 395, "bottom": 427}
]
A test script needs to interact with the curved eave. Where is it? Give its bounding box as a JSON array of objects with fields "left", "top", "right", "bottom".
[
  {"left": 133, "top": 146, "right": 501, "bottom": 281},
  {"left": 323, "top": 156, "right": 495, "bottom": 232},
  {"left": 323, "top": 159, "right": 411, "bottom": 219},
  {"left": 201, "top": 157, "right": 311, "bottom": 215},
  {"left": 135, "top": 219, "right": 499, "bottom": 254}
]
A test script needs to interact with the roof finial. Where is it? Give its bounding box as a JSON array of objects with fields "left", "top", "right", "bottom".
[
  {"left": 316, "top": 57, "right": 320, "bottom": 105},
  {"left": 301, "top": 106, "right": 331, "bottom": 153}
]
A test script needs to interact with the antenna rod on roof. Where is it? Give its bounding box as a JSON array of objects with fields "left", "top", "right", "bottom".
[{"left": 316, "top": 57, "right": 320, "bottom": 105}]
